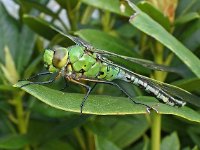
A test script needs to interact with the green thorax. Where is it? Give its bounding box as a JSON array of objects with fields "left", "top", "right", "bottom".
[{"left": 68, "top": 45, "right": 120, "bottom": 81}]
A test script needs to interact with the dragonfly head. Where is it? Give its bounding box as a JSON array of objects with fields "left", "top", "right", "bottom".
[
  {"left": 43, "top": 49, "right": 58, "bottom": 73},
  {"left": 43, "top": 48, "right": 69, "bottom": 72}
]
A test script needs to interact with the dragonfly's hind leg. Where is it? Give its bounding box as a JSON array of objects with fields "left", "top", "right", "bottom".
[
  {"left": 106, "top": 81, "right": 158, "bottom": 113},
  {"left": 78, "top": 78, "right": 158, "bottom": 113}
]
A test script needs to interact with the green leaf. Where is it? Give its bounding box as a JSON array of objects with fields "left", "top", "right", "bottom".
[
  {"left": 23, "top": 15, "right": 74, "bottom": 47},
  {"left": 126, "top": 0, "right": 200, "bottom": 77},
  {"left": 23, "top": 54, "right": 43, "bottom": 78},
  {"left": 39, "top": 115, "right": 89, "bottom": 143},
  {"left": 0, "top": 135, "right": 29, "bottom": 149},
  {"left": 188, "top": 127, "right": 200, "bottom": 148},
  {"left": 95, "top": 135, "right": 121, "bottom": 150},
  {"left": 16, "top": 25, "right": 36, "bottom": 74},
  {"left": 176, "top": 0, "right": 200, "bottom": 16},
  {"left": 173, "top": 78, "right": 200, "bottom": 93},
  {"left": 137, "top": 2, "right": 171, "bottom": 31},
  {"left": 14, "top": 82, "right": 200, "bottom": 123},
  {"left": 175, "top": 12, "right": 200, "bottom": 25},
  {"left": 108, "top": 116, "right": 149, "bottom": 148},
  {"left": 0, "top": 2, "right": 19, "bottom": 64},
  {"left": 161, "top": 132, "right": 180, "bottom": 150},
  {"left": 31, "top": 100, "right": 71, "bottom": 118},
  {"left": 179, "top": 20, "right": 200, "bottom": 51},
  {"left": 19, "top": 0, "right": 58, "bottom": 18},
  {"left": 0, "top": 46, "right": 19, "bottom": 84},
  {"left": 81, "top": 0, "right": 133, "bottom": 17},
  {"left": 75, "top": 29, "right": 137, "bottom": 57}
]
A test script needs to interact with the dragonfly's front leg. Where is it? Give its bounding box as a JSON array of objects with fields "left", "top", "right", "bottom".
[
  {"left": 19, "top": 72, "right": 52, "bottom": 81},
  {"left": 19, "top": 78, "right": 56, "bottom": 88},
  {"left": 19, "top": 72, "right": 59, "bottom": 88},
  {"left": 69, "top": 79, "right": 92, "bottom": 114}
]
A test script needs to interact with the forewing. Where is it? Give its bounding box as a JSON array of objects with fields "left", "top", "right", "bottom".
[{"left": 97, "top": 50, "right": 180, "bottom": 73}]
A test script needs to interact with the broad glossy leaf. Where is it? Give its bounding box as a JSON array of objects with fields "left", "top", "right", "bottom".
[
  {"left": 31, "top": 100, "right": 73, "bottom": 118},
  {"left": 14, "top": 82, "right": 200, "bottom": 123},
  {"left": 126, "top": 0, "right": 200, "bottom": 77}
]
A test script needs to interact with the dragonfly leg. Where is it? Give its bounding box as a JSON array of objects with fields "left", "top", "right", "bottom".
[
  {"left": 20, "top": 78, "right": 56, "bottom": 88},
  {"left": 108, "top": 82, "right": 156, "bottom": 113},
  {"left": 19, "top": 72, "right": 52, "bottom": 81},
  {"left": 91, "top": 83, "right": 98, "bottom": 92},
  {"left": 70, "top": 79, "right": 92, "bottom": 114},
  {"left": 78, "top": 78, "right": 158, "bottom": 113},
  {"left": 60, "top": 78, "right": 68, "bottom": 91}
]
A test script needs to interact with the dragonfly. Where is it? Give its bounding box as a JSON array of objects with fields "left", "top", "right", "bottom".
[{"left": 20, "top": 33, "right": 200, "bottom": 113}]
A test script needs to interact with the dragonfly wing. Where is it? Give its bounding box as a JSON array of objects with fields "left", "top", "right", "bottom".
[
  {"left": 53, "top": 27, "right": 95, "bottom": 48},
  {"left": 94, "top": 49, "right": 181, "bottom": 73}
]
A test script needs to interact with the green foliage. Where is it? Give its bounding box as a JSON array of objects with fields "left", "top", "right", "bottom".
[{"left": 1, "top": 0, "right": 200, "bottom": 150}]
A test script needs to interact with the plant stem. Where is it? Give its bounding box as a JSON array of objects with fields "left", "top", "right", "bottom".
[
  {"left": 151, "top": 112, "right": 161, "bottom": 150},
  {"left": 150, "top": 42, "right": 165, "bottom": 150},
  {"left": 12, "top": 92, "right": 30, "bottom": 150},
  {"left": 66, "top": 1, "right": 78, "bottom": 31},
  {"left": 74, "top": 128, "right": 86, "bottom": 150},
  {"left": 14, "top": 93, "right": 27, "bottom": 134}
]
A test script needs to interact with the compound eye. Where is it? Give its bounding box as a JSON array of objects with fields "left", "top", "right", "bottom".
[{"left": 52, "top": 48, "right": 68, "bottom": 68}]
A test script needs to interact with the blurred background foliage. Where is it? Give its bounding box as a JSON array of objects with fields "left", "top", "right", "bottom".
[{"left": 0, "top": 0, "right": 200, "bottom": 150}]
